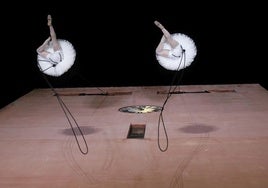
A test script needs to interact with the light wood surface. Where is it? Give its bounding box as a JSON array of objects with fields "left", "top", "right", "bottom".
[{"left": 1, "top": 84, "right": 268, "bottom": 188}]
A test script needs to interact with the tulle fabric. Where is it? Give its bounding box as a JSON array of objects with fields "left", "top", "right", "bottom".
[
  {"left": 37, "top": 39, "right": 76, "bottom": 77},
  {"left": 156, "top": 33, "right": 197, "bottom": 71}
]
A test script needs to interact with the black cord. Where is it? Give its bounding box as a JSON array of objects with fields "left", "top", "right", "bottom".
[
  {"left": 37, "top": 59, "right": 55, "bottom": 73},
  {"left": 157, "top": 48, "right": 186, "bottom": 152},
  {"left": 41, "top": 72, "right": 89, "bottom": 155}
]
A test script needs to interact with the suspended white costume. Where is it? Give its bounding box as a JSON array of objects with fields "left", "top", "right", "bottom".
[
  {"left": 156, "top": 33, "right": 197, "bottom": 71},
  {"left": 37, "top": 39, "right": 76, "bottom": 77}
]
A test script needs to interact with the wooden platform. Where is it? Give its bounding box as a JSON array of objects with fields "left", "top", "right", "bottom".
[{"left": 1, "top": 84, "right": 268, "bottom": 188}]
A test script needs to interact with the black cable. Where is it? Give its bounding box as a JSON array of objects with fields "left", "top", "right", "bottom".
[
  {"left": 37, "top": 59, "right": 55, "bottom": 73},
  {"left": 41, "top": 72, "right": 89, "bottom": 155},
  {"left": 157, "top": 48, "right": 186, "bottom": 152}
]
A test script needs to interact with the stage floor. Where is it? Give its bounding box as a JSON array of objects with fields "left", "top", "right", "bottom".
[{"left": 1, "top": 84, "right": 268, "bottom": 188}]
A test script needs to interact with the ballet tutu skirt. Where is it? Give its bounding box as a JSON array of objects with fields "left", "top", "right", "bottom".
[
  {"left": 37, "top": 39, "right": 76, "bottom": 77},
  {"left": 156, "top": 33, "right": 197, "bottom": 71}
]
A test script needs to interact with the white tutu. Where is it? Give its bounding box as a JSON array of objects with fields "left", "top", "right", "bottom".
[
  {"left": 156, "top": 33, "right": 197, "bottom": 71},
  {"left": 37, "top": 39, "right": 76, "bottom": 77}
]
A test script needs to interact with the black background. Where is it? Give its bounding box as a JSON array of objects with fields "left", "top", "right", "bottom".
[{"left": 1, "top": 2, "right": 267, "bottom": 108}]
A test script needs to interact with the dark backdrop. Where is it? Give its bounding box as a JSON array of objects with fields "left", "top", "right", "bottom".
[{"left": 1, "top": 2, "right": 267, "bottom": 108}]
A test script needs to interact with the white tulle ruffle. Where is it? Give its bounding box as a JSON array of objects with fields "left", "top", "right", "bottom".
[
  {"left": 156, "top": 33, "right": 197, "bottom": 71},
  {"left": 37, "top": 39, "right": 76, "bottom": 77}
]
